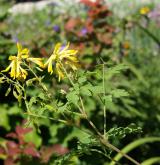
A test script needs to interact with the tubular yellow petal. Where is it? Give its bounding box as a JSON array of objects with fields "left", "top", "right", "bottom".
[
  {"left": 44, "top": 57, "right": 50, "bottom": 68},
  {"left": 48, "top": 62, "right": 53, "bottom": 74},
  {"left": 27, "top": 58, "right": 44, "bottom": 68},
  {"left": 61, "top": 50, "right": 78, "bottom": 56},
  {"left": 44, "top": 55, "right": 55, "bottom": 74},
  {"left": 54, "top": 43, "right": 61, "bottom": 54},
  {"left": 66, "top": 56, "right": 78, "bottom": 63},
  {"left": 16, "top": 60, "right": 21, "bottom": 78},
  {"left": 17, "top": 42, "right": 22, "bottom": 53},
  {"left": 21, "top": 54, "right": 29, "bottom": 59},
  {"left": 1, "top": 63, "right": 12, "bottom": 73},
  {"left": 10, "top": 60, "right": 17, "bottom": 79},
  {"left": 60, "top": 50, "right": 78, "bottom": 61},
  {"left": 17, "top": 42, "right": 30, "bottom": 59},
  {"left": 21, "top": 48, "right": 29, "bottom": 54},
  {"left": 9, "top": 56, "right": 16, "bottom": 60},
  {"left": 21, "top": 48, "right": 30, "bottom": 58}
]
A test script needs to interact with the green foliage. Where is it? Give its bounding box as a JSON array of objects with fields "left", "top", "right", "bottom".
[
  {"left": 0, "top": 104, "right": 21, "bottom": 130},
  {"left": 106, "top": 123, "right": 142, "bottom": 140},
  {"left": 0, "top": 0, "right": 160, "bottom": 164}
]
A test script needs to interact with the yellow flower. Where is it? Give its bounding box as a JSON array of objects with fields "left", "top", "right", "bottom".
[
  {"left": 140, "top": 7, "right": 150, "bottom": 15},
  {"left": 2, "top": 55, "right": 28, "bottom": 80},
  {"left": 44, "top": 43, "right": 79, "bottom": 81},
  {"left": 16, "top": 43, "right": 44, "bottom": 68},
  {"left": 2, "top": 43, "right": 44, "bottom": 80},
  {"left": 2, "top": 43, "right": 30, "bottom": 79}
]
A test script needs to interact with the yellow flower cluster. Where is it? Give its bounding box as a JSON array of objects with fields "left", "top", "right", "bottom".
[
  {"left": 140, "top": 7, "right": 150, "bottom": 15},
  {"left": 1, "top": 42, "right": 79, "bottom": 81},
  {"left": 44, "top": 43, "right": 78, "bottom": 81},
  {"left": 2, "top": 43, "right": 43, "bottom": 80}
]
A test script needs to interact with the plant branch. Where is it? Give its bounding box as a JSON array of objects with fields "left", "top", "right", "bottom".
[
  {"left": 25, "top": 112, "right": 67, "bottom": 124},
  {"left": 59, "top": 62, "right": 140, "bottom": 165},
  {"left": 100, "top": 138, "right": 141, "bottom": 165},
  {"left": 90, "top": 149, "right": 122, "bottom": 165}
]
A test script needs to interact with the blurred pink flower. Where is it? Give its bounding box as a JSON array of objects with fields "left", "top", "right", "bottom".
[{"left": 148, "top": 5, "right": 160, "bottom": 27}]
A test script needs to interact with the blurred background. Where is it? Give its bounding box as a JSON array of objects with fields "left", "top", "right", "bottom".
[{"left": 0, "top": 0, "right": 160, "bottom": 164}]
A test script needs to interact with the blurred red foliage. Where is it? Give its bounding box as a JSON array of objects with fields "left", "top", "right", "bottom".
[
  {"left": 0, "top": 124, "right": 69, "bottom": 165},
  {"left": 64, "top": 0, "right": 114, "bottom": 56},
  {"left": 0, "top": 125, "right": 40, "bottom": 165}
]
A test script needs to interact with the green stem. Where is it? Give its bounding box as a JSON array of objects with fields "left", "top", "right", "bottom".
[
  {"left": 137, "top": 23, "right": 160, "bottom": 46},
  {"left": 1, "top": 73, "right": 24, "bottom": 91},
  {"left": 100, "top": 138, "right": 141, "bottom": 165},
  {"left": 23, "top": 62, "right": 49, "bottom": 93},
  {"left": 102, "top": 63, "right": 106, "bottom": 136},
  {"left": 61, "top": 63, "right": 102, "bottom": 136},
  {"left": 60, "top": 62, "right": 75, "bottom": 86},
  {"left": 90, "top": 149, "right": 122, "bottom": 165},
  {"left": 25, "top": 112, "right": 67, "bottom": 124}
]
